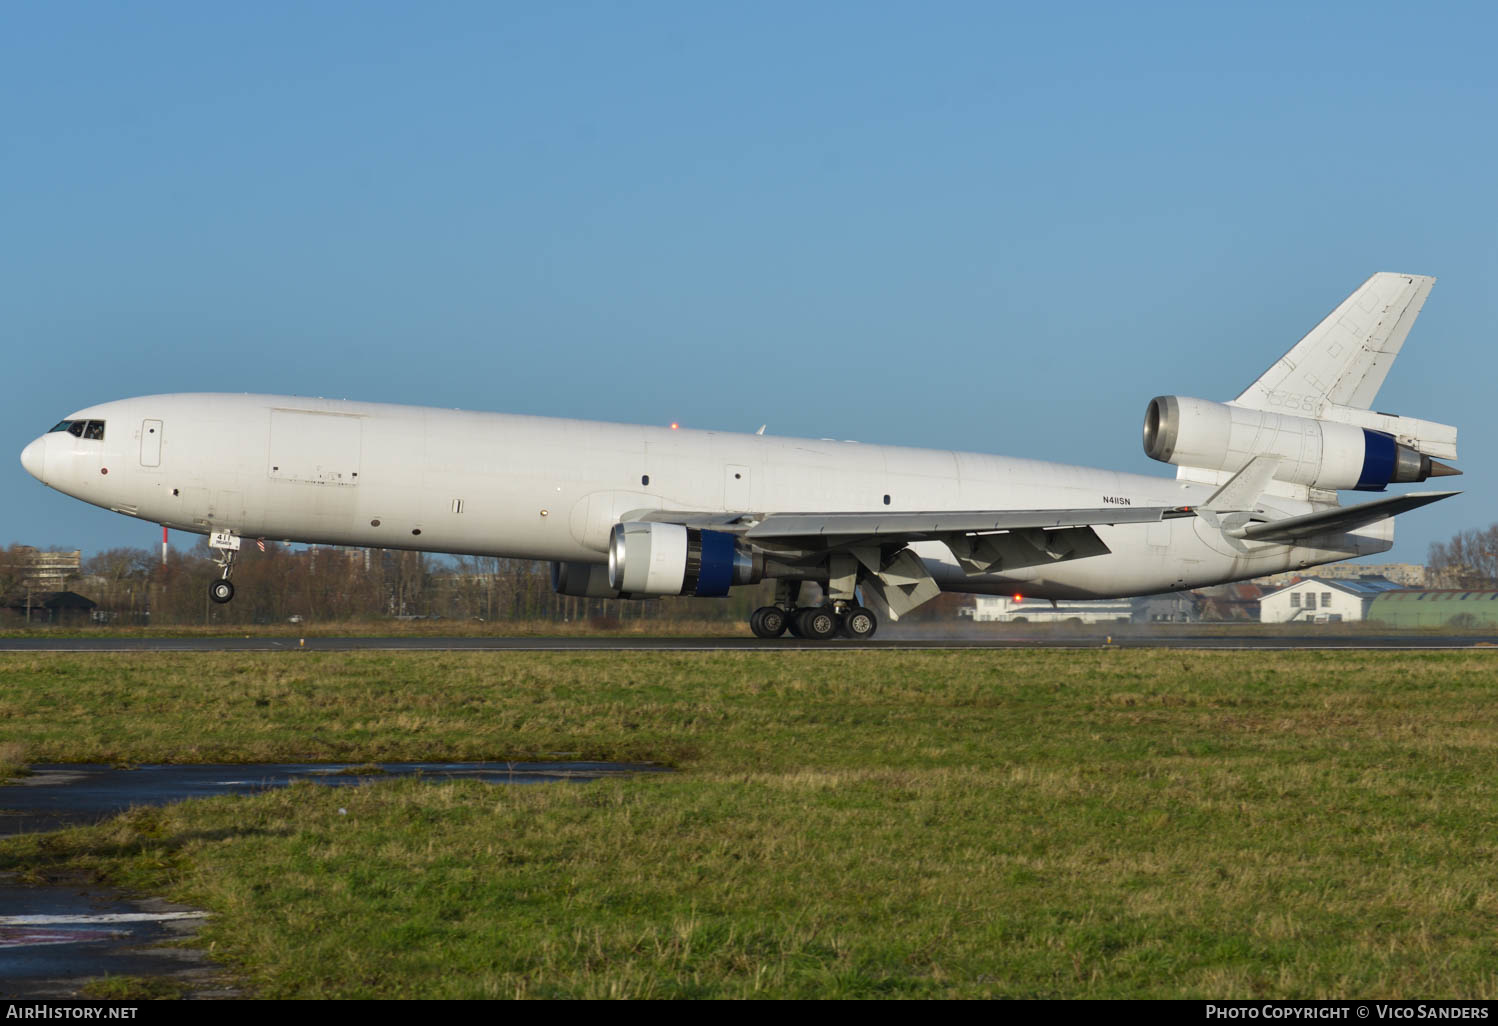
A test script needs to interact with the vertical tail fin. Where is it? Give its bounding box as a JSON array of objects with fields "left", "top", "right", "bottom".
[{"left": 1233, "top": 272, "right": 1434, "bottom": 414}]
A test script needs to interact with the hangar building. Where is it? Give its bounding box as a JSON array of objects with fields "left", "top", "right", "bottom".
[{"left": 1367, "top": 590, "right": 1498, "bottom": 628}]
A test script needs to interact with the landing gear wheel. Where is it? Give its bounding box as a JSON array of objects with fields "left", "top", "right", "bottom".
[
  {"left": 209, "top": 579, "right": 235, "bottom": 605},
  {"left": 840, "top": 606, "right": 878, "bottom": 641},
  {"left": 786, "top": 610, "right": 805, "bottom": 638},
  {"left": 796, "top": 606, "right": 840, "bottom": 641},
  {"left": 751, "top": 606, "right": 788, "bottom": 639}
]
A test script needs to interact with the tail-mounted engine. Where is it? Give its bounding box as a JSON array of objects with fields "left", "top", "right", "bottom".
[
  {"left": 608, "top": 522, "right": 763, "bottom": 597},
  {"left": 1143, "top": 396, "right": 1458, "bottom": 492}
]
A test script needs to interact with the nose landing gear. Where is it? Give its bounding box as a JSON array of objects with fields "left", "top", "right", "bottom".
[{"left": 207, "top": 530, "right": 241, "bottom": 605}]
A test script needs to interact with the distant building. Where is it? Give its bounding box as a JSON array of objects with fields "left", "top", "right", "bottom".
[
  {"left": 971, "top": 595, "right": 1132, "bottom": 624},
  {"left": 1132, "top": 591, "right": 1201, "bottom": 623},
  {"left": 1259, "top": 576, "right": 1404, "bottom": 623},
  {"left": 3, "top": 590, "right": 97, "bottom": 623},
  {"left": 1254, "top": 562, "right": 1426, "bottom": 589},
  {"left": 1194, "top": 582, "right": 1265, "bottom": 622},
  {"left": 8, "top": 547, "right": 81, "bottom": 590},
  {"left": 1367, "top": 590, "right": 1498, "bottom": 628}
]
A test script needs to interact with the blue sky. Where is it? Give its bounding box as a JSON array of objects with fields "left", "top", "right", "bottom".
[{"left": 4, "top": 1, "right": 1495, "bottom": 564}]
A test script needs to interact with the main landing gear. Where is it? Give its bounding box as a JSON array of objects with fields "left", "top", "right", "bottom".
[
  {"left": 749, "top": 580, "right": 878, "bottom": 642},
  {"left": 749, "top": 603, "right": 878, "bottom": 641},
  {"left": 749, "top": 605, "right": 789, "bottom": 638},
  {"left": 208, "top": 530, "right": 241, "bottom": 605}
]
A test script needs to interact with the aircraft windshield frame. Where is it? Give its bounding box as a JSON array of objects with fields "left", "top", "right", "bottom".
[{"left": 48, "top": 420, "right": 104, "bottom": 439}]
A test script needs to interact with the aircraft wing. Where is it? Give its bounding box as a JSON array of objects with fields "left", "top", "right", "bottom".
[
  {"left": 742, "top": 506, "right": 1194, "bottom": 542},
  {"left": 1229, "top": 490, "right": 1459, "bottom": 543},
  {"left": 639, "top": 504, "right": 1194, "bottom": 581}
]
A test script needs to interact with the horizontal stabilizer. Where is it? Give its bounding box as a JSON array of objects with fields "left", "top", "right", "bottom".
[
  {"left": 1230, "top": 490, "right": 1459, "bottom": 543},
  {"left": 1313, "top": 404, "right": 1458, "bottom": 461}
]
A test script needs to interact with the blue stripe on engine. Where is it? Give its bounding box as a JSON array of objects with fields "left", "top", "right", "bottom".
[
  {"left": 694, "top": 530, "right": 735, "bottom": 597},
  {"left": 1356, "top": 429, "right": 1396, "bottom": 491}
]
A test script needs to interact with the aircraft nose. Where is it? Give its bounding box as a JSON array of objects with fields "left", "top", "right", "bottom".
[{"left": 20, "top": 437, "right": 46, "bottom": 483}]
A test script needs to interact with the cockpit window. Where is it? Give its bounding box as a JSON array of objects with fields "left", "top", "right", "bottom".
[{"left": 48, "top": 420, "right": 103, "bottom": 439}]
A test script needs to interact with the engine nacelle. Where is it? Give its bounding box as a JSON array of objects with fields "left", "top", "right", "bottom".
[
  {"left": 608, "top": 522, "right": 762, "bottom": 597},
  {"left": 1143, "top": 396, "right": 1448, "bottom": 492},
  {"left": 551, "top": 561, "right": 619, "bottom": 598}
]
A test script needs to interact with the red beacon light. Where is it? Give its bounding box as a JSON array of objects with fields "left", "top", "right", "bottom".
[{"left": 670, "top": 422, "right": 679, "bottom": 430}]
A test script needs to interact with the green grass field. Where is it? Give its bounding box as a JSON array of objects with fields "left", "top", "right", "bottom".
[{"left": 2, "top": 650, "right": 1496, "bottom": 998}]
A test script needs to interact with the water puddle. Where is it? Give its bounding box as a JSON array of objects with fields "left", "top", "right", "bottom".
[
  {"left": 0, "top": 761, "right": 664, "bottom": 996},
  {"left": 0, "top": 761, "right": 664, "bottom": 837},
  {"left": 0, "top": 878, "right": 222, "bottom": 999}
]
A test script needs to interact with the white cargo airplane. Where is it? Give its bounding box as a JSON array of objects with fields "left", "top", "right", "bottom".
[{"left": 19, "top": 272, "right": 1460, "bottom": 641}]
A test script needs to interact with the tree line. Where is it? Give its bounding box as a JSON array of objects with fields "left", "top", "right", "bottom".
[
  {"left": 16, "top": 515, "right": 1487, "bottom": 629},
  {"left": 3, "top": 540, "right": 780, "bottom": 626},
  {"left": 1426, "top": 523, "right": 1498, "bottom": 590}
]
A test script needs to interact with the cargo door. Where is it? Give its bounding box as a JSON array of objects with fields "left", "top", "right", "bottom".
[
  {"left": 268, "top": 410, "right": 361, "bottom": 485},
  {"left": 267, "top": 410, "right": 363, "bottom": 533}
]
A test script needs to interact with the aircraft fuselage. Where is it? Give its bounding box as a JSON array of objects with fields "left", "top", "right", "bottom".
[{"left": 19, "top": 393, "right": 1389, "bottom": 601}]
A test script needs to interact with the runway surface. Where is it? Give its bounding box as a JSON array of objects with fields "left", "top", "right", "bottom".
[{"left": 1, "top": 632, "right": 1496, "bottom": 651}]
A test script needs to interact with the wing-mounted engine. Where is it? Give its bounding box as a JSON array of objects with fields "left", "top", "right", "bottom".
[
  {"left": 608, "top": 522, "right": 764, "bottom": 597},
  {"left": 551, "top": 561, "right": 619, "bottom": 598},
  {"left": 1143, "top": 396, "right": 1459, "bottom": 492}
]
